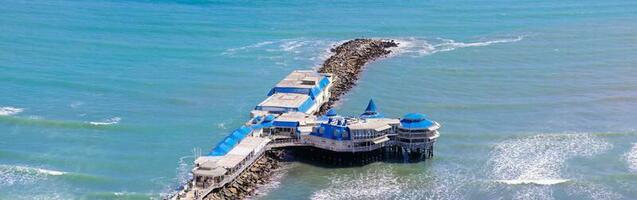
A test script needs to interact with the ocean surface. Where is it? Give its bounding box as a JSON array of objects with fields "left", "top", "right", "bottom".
[{"left": 1, "top": 0, "right": 637, "bottom": 199}]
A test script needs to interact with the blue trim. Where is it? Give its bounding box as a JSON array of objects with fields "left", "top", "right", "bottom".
[
  {"left": 297, "top": 97, "right": 316, "bottom": 113},
  {"left": 272, "top": 121, "right": 299, "bottom": 128},
  {"left": 310, "top": 122, "right": 351, "bottom": 140},
  {"left": 266, "top": 76, "right": 329, "bottom": 99}
]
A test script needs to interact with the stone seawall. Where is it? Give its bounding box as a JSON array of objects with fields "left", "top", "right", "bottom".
[{"left": 317, "top": 39, "right": 398, "bottom": 114}]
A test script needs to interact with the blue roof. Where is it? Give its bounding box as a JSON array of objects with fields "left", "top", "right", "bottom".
[
  {"left": 208, "top": 125, "right": 252, "bottom": 156},
  {"left": 297, "top": 97, "right": 315, "bottom": 113},
  {"left": 402, "top": 113, "right": 428, "bottom": 121},
  {"left": 272, "top": 121, "right": 299, "bottom": 128},
  {"left": 365, "top": 99, "right": 377, "bottom": 113},
  {"left": 267, "top": 76, "right": 330, "bottom": 100},
  {"left": 263, "top": 115, "right": 275, "bottom": 122},
  {"left": 400, "top": 113, "right": 434, "bottom": 129},
  {"left": 360, "top": 99, "right": 384, "bottom": 119},
  {"left": 326, "top": 109, "right": 337, "bottom": 117},
  {"left": 310, "top": 122, "right": 351, "bottom": 140}
]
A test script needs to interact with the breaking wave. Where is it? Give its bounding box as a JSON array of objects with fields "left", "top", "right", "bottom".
[
  {"left": 222, "top": 36, "right": 524, "bottom": 67},
  {"left": 495, "top": 179, "right": 569, "bottom": 185},
  {"left": 159, "top": 154, "right": 195, "bottom": 199},
  {"left": 0, "top": 165, "right": 67, "bottom": 187},
  {"left": 222, "top": 38, "right": 337, "bottom": 66},
  {"left": 486, "top": 133, "right": 612, "bottom": 199},
  {"left": 390, "top": 36, "right": 525, "bottom": 57},
  {"left": 89, "top": 117, "right": 121, "bottom": 126},
  {"left": 0, "top": 106, "right": 23, "bottom": 116},
  {"left": 625, "top": 143, "right": 637, "bottom": 172}
]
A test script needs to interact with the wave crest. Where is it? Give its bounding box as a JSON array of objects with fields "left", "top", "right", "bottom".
[
  {"left": 0, "top": 106, "right": 23, "bottom": 116},
  {"left": 390, "top": 36, "right": 525, "bottom": 57},
  {"left": 495, "top": 179, "right": 569, "bottom": 185},
  {"left": 0, "top": 165, "right": 67, "bottom": 187},
  {"left": 89, "top": 117, "right": 121, "bottom": 126},
  {"left": 486, "top": 133, "right": 611, "bottom": 199}
]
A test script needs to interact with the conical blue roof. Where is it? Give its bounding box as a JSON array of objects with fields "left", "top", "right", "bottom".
[
  {"left": 360, "top": 99, "right": 383, "bottom": 119},
  {"left": 365, "top": 99, "right": 377, "bottom": 113}
]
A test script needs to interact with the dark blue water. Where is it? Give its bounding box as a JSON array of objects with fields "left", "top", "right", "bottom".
[{"left": 1, "top": 1, "right": 637, "bottom": 199}]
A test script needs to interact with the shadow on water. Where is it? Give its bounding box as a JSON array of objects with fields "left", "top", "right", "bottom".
[{"left": 276, "top": 146, "right": 433, "bottom": 169}]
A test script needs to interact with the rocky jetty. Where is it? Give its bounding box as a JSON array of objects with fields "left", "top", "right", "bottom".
[
  {"left": 317, "top": 38, "right": 398, "bottom": 114},
  {"left": 203, "top": 150, "right": 284, "bottom": 200},
  {"left": 186, "top": 39, "right": 398, "bottom": 200}
]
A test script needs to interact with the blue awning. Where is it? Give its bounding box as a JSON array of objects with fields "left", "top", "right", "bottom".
[
  {"left": 273, "top": 121, "right": 299, "bottom": 128},
  {"left": 208, "top": 126, "right": 253, "bottom": 156}
]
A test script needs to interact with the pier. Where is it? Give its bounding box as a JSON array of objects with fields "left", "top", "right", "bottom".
[{"left": 172, "top": 39, "right": 440, "bottom": 200}]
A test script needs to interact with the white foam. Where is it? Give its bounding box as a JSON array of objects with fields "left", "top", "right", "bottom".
[
  {"left": 495, "top": 179, "right": 569, "bottom": 185},
  {"left": 0, "top": 106, "right": 23, "bottom": 116},
  {"left": 567, "top": 182, "right": 623, "bottom": 200},
  {"left": 69, "top": 101, "right": 84, "bottom": 109},
  {"left": 390, "top": 36, "right": 525, "bottom": 57},
  {"left": 13, "top": 166, "right": 66, "bottom": 176},
  {"left": 311, "top": 167, "right": 402, "bottom": 200},
  {"left": 221, "top": 38, "right": 337, "bottom": 67},
  {"left": 247, "top": 162, "right": 291, "bottom": 199},
  {"left": 0, "top": 165, "right": 67, "bottom": 187},
  {"left": 280, "top": 40, "right": 308, "bottom": 53},
  {"left": 223, "top": 41, "right": 275, "bottom": 55},
  {"left": 217, "top": 122, "right": 227, "bottom": 130},
  {"left": 89, "top": 117, "right": 121, "bottom": 125},
  {"left": 624, "top": 143, "right": 637, "bottom": 172},
  {"left": 487, "top": 133, "right": 611, "bottom": 199}
]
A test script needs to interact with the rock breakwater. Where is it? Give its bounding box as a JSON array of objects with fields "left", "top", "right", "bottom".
[
  {"left": 204, "top": 150, "right": 284, "bottom": 200},
  {"left": 317, "top": 38, "right": 398, "bottom": 114}
]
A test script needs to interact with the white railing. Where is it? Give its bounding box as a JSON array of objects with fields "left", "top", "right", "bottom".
[{"left": 196, "top": 146, "right": 268, "bottom": 200}]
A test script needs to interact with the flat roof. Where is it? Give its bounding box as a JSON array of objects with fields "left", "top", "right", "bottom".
[
  {"left": 258, "top": 93, "right": 310, "bottom": 108},
  {"left": 228, "top": 136, "right": 270, "bottom": 156},
  {"left": 193, "top": 167, "right": 226, "bottom": 177},
  {"left": 275, "top": 70, "right": 327, "bottom": 89},
  {"left": 274, "top": 112, "right": 316, "bottom": 125},
  {"left": 348, "top": 118, "right": 400, "bottom": 130},
  {"left": 217, "top": 154, "right": 246, "bottom": 168},
  {"left": 195, "top": 156, "right": 221, "bottom": 166}
]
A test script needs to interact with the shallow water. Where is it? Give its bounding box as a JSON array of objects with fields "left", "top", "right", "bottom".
[{"left": 1, "top": 0, "right": 637, "bottom": 199}]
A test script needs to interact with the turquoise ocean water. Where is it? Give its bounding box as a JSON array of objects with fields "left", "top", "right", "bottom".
[{"left": 1, "top": 0, "right": 637, "bottom": 199}]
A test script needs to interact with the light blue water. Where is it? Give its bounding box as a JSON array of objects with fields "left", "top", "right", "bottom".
[{"left": 1, "top": 0, "right": 637, "bottom": 199}]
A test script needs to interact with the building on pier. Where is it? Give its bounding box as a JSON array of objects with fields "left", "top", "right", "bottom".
[
  {"left": 176, "top": 71, "right": 440, "bottom": 200},
  {"left": 251, "top": 70, "right": 333, "bottom": 117}
]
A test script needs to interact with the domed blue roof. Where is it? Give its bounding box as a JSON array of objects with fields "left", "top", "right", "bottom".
[
  {"left": 402, "top": 113, "right": 428, "bottom": 121},
  {"left": 326, "top": 109, "right": 337, "bottom": 117},
  {"left": 400, "top": 113, "right": 435, "bottom": 129}
]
